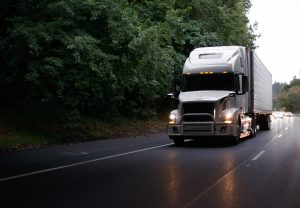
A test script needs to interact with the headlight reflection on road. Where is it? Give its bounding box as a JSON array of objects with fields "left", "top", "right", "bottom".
[
  {"left": 219, "top": 154, "right": 237, "bottom": 207},
  {"left": 163, "top": 152, "right": 181, "bottom": 207},
  {"left": 221, "top": 172, "right": 236, "bottom": 207}
]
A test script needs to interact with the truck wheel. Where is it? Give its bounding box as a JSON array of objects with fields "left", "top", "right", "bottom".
[
  {"left": 260, "top": 115, "right": 270, "bottom": 131},
  {"left": 250, "top": 119, "right": 257, "bottom": 138},
  {"left": 259, "top": 122, "right": 266, "bottom": 130},
  {"left": 266, "top": 115, "right": 271, "bottom": 130},
  {"left": 250, "top": 125, "right": 256, "bottom": 138},
  {"left": 170, "top": 136, "right": 185, "bottom": 146},
  {"left": 231, "top": 134, "right": 240, "bottom": 145},
  {"left": 231, "top": 118, "right": 241, "bottom": 145}
]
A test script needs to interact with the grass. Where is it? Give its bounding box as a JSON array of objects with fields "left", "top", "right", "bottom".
[
  {"left": 0, "top": 129, "right": 57, "bottom": 150},
  {"left": 0, "top": 118, "right": 167, "bottom": 152},
  {"left": 0, "top": 124, "right": 61, "bottom": 151},
  {"left": 83, "top": 119, "right": 166, "bottom": 138}
]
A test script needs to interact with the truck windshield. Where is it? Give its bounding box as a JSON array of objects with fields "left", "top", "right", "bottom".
[{"left": 181, "top": 73, "right": 235, "bottom": 92}]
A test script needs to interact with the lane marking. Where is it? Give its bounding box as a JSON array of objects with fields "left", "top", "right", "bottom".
[
  {"left": 0, "top": 143, "right": 173, "bottom": 182},
  {"left": 278, "top": 134, "right": 282, "bottom": 138},
  {"left": 182, "top": 157, "right": 250, "bottom": 208},
  {"left": 252, "top": 150, "right": 265, "bottom": 161},
  {"left": 183, "top": 131, "right": 285, "bottom": 208},
  {"left": 64, "top": 152, "right": 89, "bottom": 156}
]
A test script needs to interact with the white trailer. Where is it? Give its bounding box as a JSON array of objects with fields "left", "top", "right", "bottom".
[{"left": 167, "top": 46, "right": 272, "bottom": 145}]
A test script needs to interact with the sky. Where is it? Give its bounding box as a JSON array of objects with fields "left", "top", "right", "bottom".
[{"left": 248, "top": 0, "right": 300, "bottom": 83}]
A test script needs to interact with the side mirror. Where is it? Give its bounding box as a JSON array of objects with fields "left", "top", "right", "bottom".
[
  {"left": 166, "top": 92, "right": 179, "bottom": 110},
  {"left": 167, "top": 92, "right": 179, "bottom": 100},
  {"left": 170, "top": 75, "right": 181, "bottom": 98},
  {"left": 167, "top": 93, "right": 175, "bottom": 99}
]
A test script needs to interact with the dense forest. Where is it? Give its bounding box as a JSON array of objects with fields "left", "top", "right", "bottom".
[
  {"left": 0, "top": 0, "right": 257, "bottom": 124},
  {"left": 274, "top": 77, "right": 300, "bottom": 113}
]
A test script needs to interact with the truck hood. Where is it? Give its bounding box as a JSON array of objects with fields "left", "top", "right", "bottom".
[{"left": 179, "top": 91, "right": 235, "bottom": 102}]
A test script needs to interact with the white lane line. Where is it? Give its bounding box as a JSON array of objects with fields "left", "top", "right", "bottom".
[
  {"left": 285, "top": 127, "right": 288, "bottom": 130},
  {"left": 0, "top": 143, "right": 173, "bottom": 182},
  {"left": 252, "top": 150, "right": 265, "bottom": 161},
  {"left": 183, "top": 132, "right": 286, "bottom": 208},
  {"left": 182, "top": 156, "right": 251, "bottom": 208},
  {"left": 278, "top": 134, "right": 282, "bottom": 138}
]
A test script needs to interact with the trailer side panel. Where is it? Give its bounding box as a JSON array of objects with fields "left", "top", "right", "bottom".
[{"left": 252, "top": 52, "right": 272, "bottom": 113}]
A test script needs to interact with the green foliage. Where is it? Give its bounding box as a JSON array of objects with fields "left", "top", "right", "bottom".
[
  {"left": 272, "top": 81, "right": 287, "bottom": 110},
  {"left": 175, "top": 0, "right": 257, "bottom": 48},
  {"left": 0, "top": 0, "right": 257, "bottom": 124},
  {"left": 278, "top": 86, "right": 300, "bottom": 113},
  {"left": 277, "top": 77, "right": 300, "bottom": 112}
]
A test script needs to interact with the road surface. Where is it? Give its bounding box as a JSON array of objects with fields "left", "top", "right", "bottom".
[{"left": 0, "top": 117, "right": 300, "bottom": 208}]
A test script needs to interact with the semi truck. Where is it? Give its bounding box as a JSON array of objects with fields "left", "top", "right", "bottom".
[{"left": 167, "top": 46, "right": 272, "bottom": 145}]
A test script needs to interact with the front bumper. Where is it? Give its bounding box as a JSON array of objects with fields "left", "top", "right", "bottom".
[{"left": 168, "top": 122, "right": 238, "bottom": 137}]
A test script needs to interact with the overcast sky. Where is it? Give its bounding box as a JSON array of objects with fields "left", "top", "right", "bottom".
[{"left": 248, "top": 0, "right": 300, "bottom": 83}]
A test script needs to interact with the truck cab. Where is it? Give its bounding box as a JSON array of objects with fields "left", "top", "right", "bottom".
[{"left": 167, "top": 46, "right": 271, "bottom": 145}]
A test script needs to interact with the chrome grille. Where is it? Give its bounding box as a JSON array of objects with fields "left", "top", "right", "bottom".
[{"left": 182, "top": 102, "right": 214, "bottom": 122}]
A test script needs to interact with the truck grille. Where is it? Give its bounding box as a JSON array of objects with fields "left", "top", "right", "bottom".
[
  {"left": 182, "top": 102, "right": 214, "bottom": 122},
  {"left": 183, "top": 115, "right": 213, "bottom": 122}
]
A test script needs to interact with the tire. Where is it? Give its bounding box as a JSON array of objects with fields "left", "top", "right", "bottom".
[
  {"left": 170, "top": 136, "right": 185, "bottom": 146},
  {"left": 231, "top": 117, "right": 241, "bottom": 145},
  {"left": 250, "top": 125, "right": 257, "bottom": 138},
  {"left": 266, "top": 115, "right": 271, "bottom": 130},
  {"left": 231, "top": 134, "right": 240, "bottom": 145},
  {"left": 259, "top": 115, "right": 270, "bottom": 131},
  {"left": 249, "top": 119, "right": 257, "bottom": 138}
]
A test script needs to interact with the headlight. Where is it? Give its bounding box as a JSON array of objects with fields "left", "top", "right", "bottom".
[
  {"left": 168, "top": 110, "right": 179, "bottom": 125},
  {"left": 224, "top": 112, "right": 233, "bottom": 124},
  {"left": 169, "top": 113, "right": 177, "bottom": 124},
  {"left": 225, "top": 113, "right": 233, "bottom": 120}
]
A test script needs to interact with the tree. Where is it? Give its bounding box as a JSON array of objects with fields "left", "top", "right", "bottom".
[
  {"left": 272, "top": 81, "right": 286, "bottom": 110},
  {"left": 276, "top": 77, "right": 300, "bottom": 112},
  {"left": 0, "top": 0, "right": 258, "bottom": 124},
  {"left": 278, "top": 86, "right": 300, "bottom": 113},
  {"left": 175, "top": 0, "right": 258, "bottom": 48}
]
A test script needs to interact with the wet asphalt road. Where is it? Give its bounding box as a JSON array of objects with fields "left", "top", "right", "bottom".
[{"left": 1, "top": 117, "right": 300, "bottom": 208}]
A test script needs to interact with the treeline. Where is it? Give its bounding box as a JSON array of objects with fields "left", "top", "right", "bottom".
[
  {"left": 0, "top": 0, "right": 256, "bottom": 124},
  {"left": 274, "top": 77, "right": 300, "bottom": 113}
]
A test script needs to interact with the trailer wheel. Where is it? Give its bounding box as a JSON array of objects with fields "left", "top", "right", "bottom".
[
  {"left": 259, "top": 115, "right": 271, "bottom": 131},
  {"left": 266, "top": 115, "right": 271, "bottom": 130}
]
